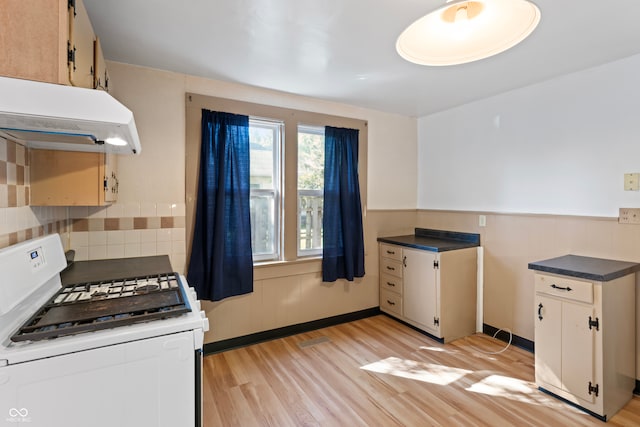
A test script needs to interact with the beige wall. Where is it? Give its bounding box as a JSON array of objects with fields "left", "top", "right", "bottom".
[
  {"left": 102, "top": 62, "right": 418, "bottom": 343},
  {"left": 414, "top": 209, "right": 640, "bottom": 377}
]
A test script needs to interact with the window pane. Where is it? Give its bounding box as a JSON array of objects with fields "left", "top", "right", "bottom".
[
  {"left": 250, "top": 190, "right": 275, "bottom": 256},
  {"left": 250, "top": 119, "right": 281, "bottom": 261},
  {"left": 249, "top": 123, "right": 275, "bottom": 189},
  {"left": 297, "top": 125, "right": 324, "bottom": 256}
]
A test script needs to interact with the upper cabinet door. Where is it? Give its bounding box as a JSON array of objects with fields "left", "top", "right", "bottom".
[
  {"left": 68, "top": 0, "right": 95, "bottom": 88},
  {"left": 0, "top": 0, "right": 70, "bottom": 84},
  {"left": 93, "top": 37, "right": 110, "bottom": 91}
]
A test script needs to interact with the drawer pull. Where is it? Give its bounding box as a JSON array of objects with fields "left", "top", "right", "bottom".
[
  {"left": 551, "top": 284, "right": 572, "bottom": 291},
  {"left": 387, "top": 300, "right": 395, "bottom": 306},
  {"left": 537, "top": 303, "right": 543, "bottom": 321},
  {"left": 386, "top": 266, "right": 395, "bottom": 271},
  {"left": 386, "top": 250, "right": 395, "bottom": 255},
  {"left": 386, "top": 282, "right": 396, "bottom": 287}
]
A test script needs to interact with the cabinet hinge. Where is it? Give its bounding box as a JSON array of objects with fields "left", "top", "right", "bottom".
[
  {"left": 433, "top": 260, "right": 439, "bottom": 269},
  {"left": 67, "top": 41, "right": 76, "bottom": 70},
  {"left": 588, "top": 316, "right": 599, "bottom": 331},
  {"left": 588, "top": 382, "right": 599, "bottom": 397},
  {"left": 103, "top": 177, "right": 108, "bottom": 193},
  {"left": 434, "top": 317, "right": 440, "bottom": 326}
]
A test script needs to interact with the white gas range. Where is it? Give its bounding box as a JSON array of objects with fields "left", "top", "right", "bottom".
[{"left": 0, "top": 234, "right": 209, "bottom": 427}]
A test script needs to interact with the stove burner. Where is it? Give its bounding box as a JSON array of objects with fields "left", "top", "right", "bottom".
[
  {"left": 10, "top": 272, "right": 191, "bottom": 342},
  {"left": 135, "top": 281, "right": 160, "bottom": 293},
  {"left": 91, "top": 291, "right": 109, "bottom": 298}
]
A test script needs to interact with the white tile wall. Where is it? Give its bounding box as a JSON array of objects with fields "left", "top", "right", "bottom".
[
  {"left": 156, "top": 203, "right": 172, "bottom": 217},
  {"left": 69, "top": 202, "right": 188, "bottom": 273}
]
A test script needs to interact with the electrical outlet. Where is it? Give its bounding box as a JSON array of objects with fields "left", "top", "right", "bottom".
[
  {"left": 624, "top": 173, "right": 639, "bottom": 191},
  {"left": 619, "top": 208, "right": 640, "bottom": 224},
  {"left": 479, "top": 215, "right": 486, "bottom": 227}
]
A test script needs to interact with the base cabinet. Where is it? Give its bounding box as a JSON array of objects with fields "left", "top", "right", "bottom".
[
  {"left": 534, "top": 272, "right": 635, "bottom": 420},
  {"left": 379, "top": 243, "right": 477, "bottom": 342}
]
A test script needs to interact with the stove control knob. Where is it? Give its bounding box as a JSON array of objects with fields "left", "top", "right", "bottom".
[
  {"left": 200, "top": 311, "right": 210, "bottom": 331},
  {"left": 193, "top": 300, "right": 201, "bottom": 310}
]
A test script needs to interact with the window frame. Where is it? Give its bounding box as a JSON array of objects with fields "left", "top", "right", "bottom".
[
  {"left": 248, "top": 118, "right": 284, "bottom": 262},
  {"left": 185, "top": 94, "right": 367, "bottom": 269},
  {"left": 297, "top": 124, "right": 325, "bottom": 257}
]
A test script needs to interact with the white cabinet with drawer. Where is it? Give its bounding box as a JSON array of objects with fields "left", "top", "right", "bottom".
[
  {"left": 379, "top": 243, "right": 404, "bottom": 317},
  {"left": 533, "top": 269, "right": 635, "bottom": 421},
  {"left": 378, "top": 242, "right": 477, "bottom": 342}
]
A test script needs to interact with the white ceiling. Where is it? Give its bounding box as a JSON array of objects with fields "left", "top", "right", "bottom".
[{"left": 83, "top": 0, "right": 640, "bottom": 117}]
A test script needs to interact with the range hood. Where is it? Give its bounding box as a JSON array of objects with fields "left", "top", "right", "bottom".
[{"left": 0, "top": 76, "right": 141, "bottom": 155}]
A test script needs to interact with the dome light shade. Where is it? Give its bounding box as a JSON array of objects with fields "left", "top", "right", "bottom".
[{"left": 396, "top": 0, "right": 541, "bottom": 66}]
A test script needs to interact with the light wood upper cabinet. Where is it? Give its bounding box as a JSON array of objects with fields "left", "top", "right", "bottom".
[
  {"left": 68, "top": 0, "right": 95, "bottom": 88},
  {"left": 93, "top": 37, "right": 110, "bottom": 92},
  {"left": 0, "top": 0, "right": 102, "bottom": 89},
  {"left": 30, "top": 149, "right": 118, "bottom": 206}
]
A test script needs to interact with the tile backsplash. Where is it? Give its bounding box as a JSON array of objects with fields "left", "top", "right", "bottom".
[
  {"left": 0, "top": 138, "right": 188, "bottom": 274},
  {"left": 0, "top": 138, "right": 69, "bottom": 248},
  {"left": 69, "top": 203, "right": 187, "bottom": 273}
]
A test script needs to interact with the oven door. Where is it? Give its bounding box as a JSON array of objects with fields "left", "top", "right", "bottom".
[{"left": 0, "top": 331, "right": 196, "bottom": 427}]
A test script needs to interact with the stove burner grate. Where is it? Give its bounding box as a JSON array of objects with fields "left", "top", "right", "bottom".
[{"left": 11, "top": 272, "right": 191, "bottom": 342}]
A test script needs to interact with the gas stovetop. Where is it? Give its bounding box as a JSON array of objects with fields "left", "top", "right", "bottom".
[{"left": 11, "top": 272, "right": 191, "bottom": 342}]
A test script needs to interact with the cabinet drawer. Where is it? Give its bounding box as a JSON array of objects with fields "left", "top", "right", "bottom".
[
  {"left": 380, "top": 258, "right": 403, "bottom": 278},
  {"left": 380, "top": 244, "right": 402, "bottom": 261},
  {"left": 380, "top": 289, "right": 402, "bottom": 316},
  {"left": 535, "top": 274, "right": 593, "bottom": 304},
  {"left": 380, "top": 273, "right": 403, "bottom": 295}
]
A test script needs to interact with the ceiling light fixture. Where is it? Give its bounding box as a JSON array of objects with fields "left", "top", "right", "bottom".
[{"left": 396, "top": 0, "right": 541, "bottom": 66}]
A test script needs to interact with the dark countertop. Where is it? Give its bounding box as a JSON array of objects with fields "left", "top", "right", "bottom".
[
  {"left": 528, "top": 254, "right": 640, "bottom": 282},
  {"left": 377, "top": 228, "right": 480, "bottom": 252},
  {"left": 61, "top": 255, "right": 173, "bottom": 285}
]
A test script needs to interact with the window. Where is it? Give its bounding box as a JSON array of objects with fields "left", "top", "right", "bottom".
[
  {"left": 297, "top": 125, "right": 324, "bottom": 256},
  {"left": 185, "top": 94, "right": 367, "bottom": 267},
  {"left": 249, "top": 118, "right": 282, "bottom": 262}
]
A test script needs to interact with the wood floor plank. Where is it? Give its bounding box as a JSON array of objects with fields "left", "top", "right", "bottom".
[{"left": 203, "top": 315, "right": 640, "bottom": 426}]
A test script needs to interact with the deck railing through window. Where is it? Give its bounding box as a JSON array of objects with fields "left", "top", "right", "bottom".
[
  {"left": 250, "top": 189, "right": 277, "bottom": 261},
  {"left": 298, "top": 189, "right": 323, "bottom": 255}
]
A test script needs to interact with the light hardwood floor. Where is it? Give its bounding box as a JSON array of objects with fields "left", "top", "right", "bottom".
[{"left": 203, "top": 314, "right": 640, "bottom": 426}]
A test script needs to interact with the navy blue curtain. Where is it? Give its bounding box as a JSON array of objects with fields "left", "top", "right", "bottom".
[
  {"left": 187, "top": 110, "right": 253, "bottom": 301},
  {"left": 322, "top": 126, "right": 365, "bottom": 282}
]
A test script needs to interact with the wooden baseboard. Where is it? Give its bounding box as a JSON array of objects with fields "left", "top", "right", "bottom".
[
  {"left": 483, "top": 323, "right": 534, "bottom": 353},
  {"left": 203, "top": 307, "right": 381, "bottom": 355}
]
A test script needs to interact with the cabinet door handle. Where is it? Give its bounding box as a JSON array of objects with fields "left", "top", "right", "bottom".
[
  {"left": 386, "top": 266, "right": 395, "bottom": 271},
  {"left": 386, "top": 250, "right": 395, "bottom": 255},
  {"left": 387, "top": 300, "right": 395, "bottom": 306},
  {"left": 386, "top": 282, "right": 395, "bottom": 287},
  {"left": 537, "top": 303, "right": 543, "bottom": 321},
  {"left": 550, "top": 284, "right": 572, "bottom": 291},
  {"left": 403, "top": 256, "right": 407, "bottom": 267}
]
